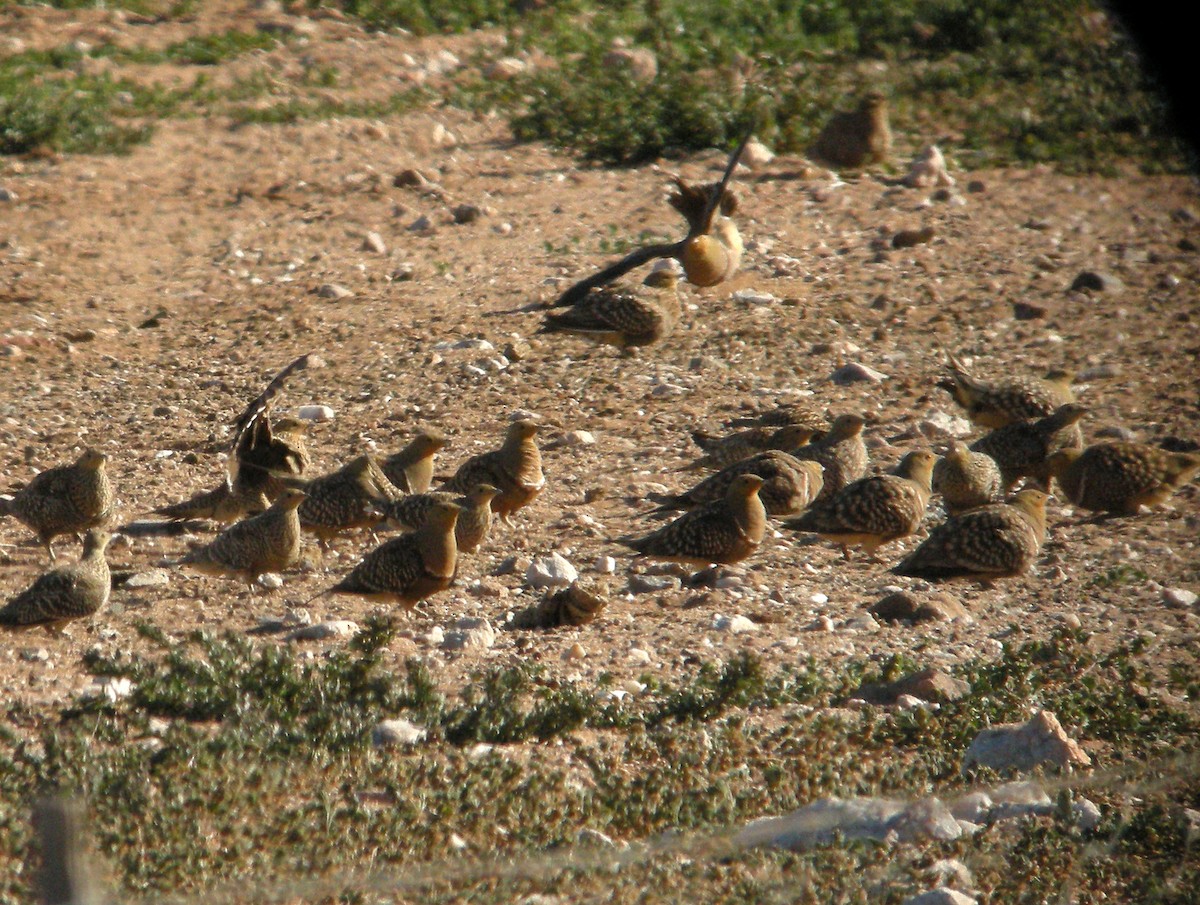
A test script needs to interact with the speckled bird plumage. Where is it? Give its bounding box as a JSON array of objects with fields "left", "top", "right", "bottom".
[
  {"left": 651, "top": 451, "right": 824, "bottom": 518},
  {"left": 381, "top": 427, "right": 447, "bottom": 494},
  {"left": 295, "top": 455, "right": 396, "bottom": 545},
  {"left": 329, "top": 500, "right": 460, "bottom": 608},
  {"left": 1, "top": 529, "right": 112, "bottom": 628},
  {"left": 932, "top": 442, "right": 1004, "bottom": 514},
  {"left": 791, "top": 414, "right": 869, "bottom": 500},
  {"left": 726, "top": 402, "right": 830, "bottom": 436},
  {"left": 512, "top": 580, "right": 609, "bottom": 629},
  {"left": 686, "top": 424, "right": 817, "bottom": 471},
  {"left": 379, "top": 483, "right": 497, "bottom": 553},
  {"left": 539, "top": 269, "right": 680, "bottom": 350},
  {"left": 179, "top": 488, "right": 304, "bottom": 587},
  {"left": 892, "top": 489, "right": 1049, "bottom": 582},
  {"left": 1048, "top": 441, "right": 1200, "bottom": 515},
  {"left": 441, "top": 420, "right": 544, "bottom": 521},
  {"left": 623, "top": 473, "right": 766, "bottom": 566},
  {"left": 1, "top": 449, "right": 113, "bottom": 560},
  {"left": 971, "top": 403, "right": 1087, "bottom": 490},
  {"left": 784, "top": 451, "right": 936, "bottom": 557},
  {"left": 939, "top": 353, "right": 1075, "bottom": 430},
  {"left": 153, "top": 481, "right": 270, "bottom": 524},
  {"left": 811, "top": 92, "right": 892, "bottom": 169}
]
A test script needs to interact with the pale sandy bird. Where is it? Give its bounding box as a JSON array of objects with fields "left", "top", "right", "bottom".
[
  {"left": 971, "top": 403, "right": 1088, "bottom": 490},
  {"left": 938, "top": 352, "right": 1075, "bottom": 430},
  {"left": 539, "top": 266, "right": 681, "bottom": 352},
  {"left": 932, "top": 441, "right": 1004, "bottom": 514},
  {"left": 294, "top": 455, "right": 396, "bottom": 547},
  {"left": 791, "top": 414, "right": 869, "bottom": 500},
  {"left": 686, "top": 423, "right": 817, "bottom": 471},
  {"left": 380, "top": 427, "right": 447, "bottom": 494},
  {"left": 726, "top": 401, "right": 830, "bottom": 435},
  {"left": 650, "top": 452, "right": 824, "bottom": 518},
  {"left": 784, "top": 451, "right": 936, "bottom": 558},
  {"left": 1, "top": 529, "right": 112, "bottom": 629},
  {"left": 552, "top": 129, "right": 752, "bottom": 307},
  {"left": 178, "top": 488, "right": 305, "bottom": 591},
  {"left": 892, "top": 489, "right": 1049, "bottom": 583},
  {"left": 1, "top": 448, "right": 113, "bottom": 560},
  {"left": 511, "top": 580, "right": 609, "bottom": 629},
  {"left": 153, "top": 482, "right": 270, "bottom": 525},
  {"left": 441, "top": 419, "right": 544, "bottom": 523},
  {"left": 1047, "top": 442, "right": 1200, "bottom": 516},
  {"left": 811, "top": 92, "right": 892, "bottom": 169},
  {"left": 622, "top": 473, "right": 766, "bottom": 566},
  {"left": 378, "top": 483, "right": 498, "bottom": 554},
  {"left": 326, "top": 500, "right": 460, "bottom": 609}
]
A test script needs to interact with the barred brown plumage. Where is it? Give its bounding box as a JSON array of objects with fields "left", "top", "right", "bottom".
[
  {"left": 441, "top": 420, "right": 543, "bottom": 523},
  {"left": 791, "top": 414, "right": 869, "bottom": 500},
  {"left": 1, "top": 448, "right": 113, "bottom": 561},
  {"left": 179, "top": 488, "right": 305, "bottom": 591},
  {"left": 932, "top": 442, "right": 1004, "bottom": 515},
  {"left": 971, "top": 404, "right": 1088, "bottom": 490},
  {"left": 1048, "top": 441, "right": 1200, "bottom": 515},
  {"left": 1, "top": 529, "right": 112, "bottom": 628}
]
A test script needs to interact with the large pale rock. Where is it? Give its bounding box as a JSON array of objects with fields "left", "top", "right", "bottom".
[
  {"left": 962, "top": 710, "right": 1091, "bottom": 774},
  {"left": 737, "top": 795, "right": 960, "bottom": 850}
]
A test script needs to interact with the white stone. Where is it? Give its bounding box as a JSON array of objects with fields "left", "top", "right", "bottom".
[
  {"left": 732, "top": 289, "right": 778, "bottom": 306},
  {"left": 372, "top": 718, "right": 426, "bottom": 747},
  {"left": 317, "top": 283, "right": 353, "bottom": 300},
  {"left": 81, "top": 676, "right": 133, "bottom": 703},
  {"left": 830, "top": 363, "right": 887, "bottom": 385},
  {"left": 363, "top": 231, "right": 387, "bottom": 254},
  {"left": 902, "top": 889, "right": 976, "bottom": 905},
  {"left": 742, "top": 139, "right": 775, "bottom": 170},
  {"left": 962, "top": 710, "right": 1091, "bottom": 774},
  {"left": 578, "top": 828, "right": 617, "bottom": 848},
  {"left": 594, "top": 555, "right": 617, "bottom": 574},
  {"left": 485, "top": 57, "right": 526, "bottom": 79},
  {"left": 257, "top": 573, "right": 284, "bottom": 589},
  {"left": 424, "top": 626, "right": 445, "bottom": 646},
  {"left": 809, "top": 592, "right": 829, "bottom": 604},
  {"left": 441, "top": 617, "right": 496, "bottom": 651},
  {"left": 713, "top": 614, "right": 759, "bottom": 634},
  {"left": 288, "top": 620, "right": 359, "bottom": 641},
  {"left": 919, "top": 410, "right": 974, "bottom": 439},
  {"left": 526, "top": 552, "right": 578, "bottom": 589},
  {"left": 1073, "top": 797, "right": 1102, "bottom": 831},
  {"left": 556, "top": 429, "right": 595, "bottom": 447},
  {"left": 124, "top": 569, "right": 170, "bottom": 589},
  {"left": 452, "top": 338, "right": 494, "bottom": 351},
  {"left": 627, "top": 647, "right": 653, "bottom": 665},
  {"left": 949, "top": 791, "right": 993, "bottom": 824},
  {"left": 903, "top": 144, "right": 956, "bottom": 189},
  {"left": 297, "top": 404, "right": 335, "bottom": 422},
  {"left": 737, "top": 795, "right": 960, "bottom": 850},
  {"left": 1163, "top": 587, "right": 1198, "bottom": 608}
]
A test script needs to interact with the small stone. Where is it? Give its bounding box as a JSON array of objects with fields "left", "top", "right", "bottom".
[
  {"left": 1163, "top": 587, "right": 1198, "bottom": 608},
  {"left": 257, "top": 573, "right": 284, "bottom": 589},
  {"left": 553, "top": 430, "right": 595, "bottom": 447},
  {"left": 288, "top": 620, "right": 359, "bottom": 641},
  {"left": 808, "top": 615, "right": 836, "bottom": 632},
  {"left": 1096, "top": 425, "right": 1136, "bottom": 441},
  {"left": 830, "top": 363, "right": 887, "bottom": 384},
  {"left": 742, "top": 139, "right": 775, "bottom": 170},
  {"left": 602, "top": 45, "right": 657, "bottom": 82},
  {"left": 80, "top": 676, "right": 133, "bottom": 703},
  {"left": 713, "top": 614, "right": 758, "bottom": 634},
  {"left": 409, "top": 215, "right": 434, "bottom": 232},
  {"left": 526, "top": 552, "right": 578, "bottom": 589},
  {"left": 627, "top": 574, "right": 678, "bottom": 594},
  {"left": 949, "top": 792, "right": 993, "bottom": 824},
  {"left": 123, "top": 569, "right": 170, "bottom": 589},
  {"left": 467, "top": 578, "right": 507, "bottom": 599},
  {"left": 391, "top": 263, "right": 416, "bottom": 281},
  {"left": 927, "top": 858, "right": 975, "bottom": 890},
  {"left": 484, "top": 57, "right": 526, "bottom": 79},
  {"left": 594, "top": 555, "right": 616, "bottom": 574},
  {"left": 0, "top": 187, "right": 16, "bottom": 202},
  {"left": 451, "top": 204, "right": 485, "bottom": 224},
  {"left": 423, "top": 626, "right": 444, "bottom": 646},
  {"left": 894, "top": 694, "right": 931, "bottom": 710},
  {"left": 854, "top": 668, "right": 970, "bottom": 706},
  {"left": 296, "top": 404, "right": 336, "bottom": 422},
  {"left": 317, "top": 283, "right": 354, "bottom": 300},
  {"left": 441, "top": 617, "right": 496, "bottom": 651},
  {"left": 430, "top": 122, "right": 457, "bottom": 148},
  {"left": 577, "top": 828, "right": 617, "bottom": 848},
  {"left": 989, "top": 781, "right": 1053, "bottom": 821},
  {"left": 870, "top": 591, "right": 969, "bottom": 624},
  {"left": 732, "top": 289, "right": 778, "bottom": 306},
  {"left": 372, "top": 718, "right": 426, "bottom": 747},
  {"left": 918, "top": 411, "right": 974, "bottom": 439},
  {"left": 842, "top": 613, "right": 880, "bottom": 633},
  {"left": 963, "top": 712, "right": 1091, "bottom": 775},
  {"left": 627, "top": 647, "right": 653, "bottom": 666},
  {"left": 394, "top": 168, "right": 428, "bottom": 188},
  {"left": 449, "top": 833, "right": 468, "bottom": 850},
  {"left": 903, "top": 145, "right": 955, "bottom": 189},
  {"left": 20, "top": 648, "right": 50, "bottom": 663},
  {"left": 566, "top": 642, "right": 587, "bottom": 660},
  {"left": 901, "top": 889, "right": 977, "bottom": 905},
  {"left": 1012, "top": 300, "right": 1049, "bottom": 320},
  {"left": 892, "top": 226, "right": 936, "bottom": 249},
  {"left": 362, "top": 231, "right": 387, "bottom": 254},
  {"left": 1070, "top": 270, "right": 1123, "bottom": 293},
  {"left": 1073, "top": 797, "right": 1102, "bottom": 831}
]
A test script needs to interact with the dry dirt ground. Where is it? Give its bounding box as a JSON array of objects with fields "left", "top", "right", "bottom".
[{"left": 1, "top": 3, "right": 1199, "bottom": 714}]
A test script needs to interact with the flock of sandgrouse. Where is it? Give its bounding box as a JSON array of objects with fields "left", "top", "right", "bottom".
[{"left": 2, "top": 95, "right": 1198, "bottom": 632}]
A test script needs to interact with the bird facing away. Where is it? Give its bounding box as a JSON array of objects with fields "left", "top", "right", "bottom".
[
  {"left": 686, "top": 424, "right": 818, "bottom": 471},
  {"left": 1, "top": 448, "right": 113, "bottom": 560},
  {"left": 938, "top": 353, "right": 1076, "bottom": 430},
  {"left": 226, "top": 355, "right": 318, "bottom": 497},
  {"left": 511, "top": 580, "right": 609, "bottom": 629},
  {"left": 1, "top": 529, "right": 112, "bottom": 629},
  {"left": 153, "top": 481, "right": 270, "bottom": 525},
  {"left": 784, "top": 451, "right": 936, "bottom": 558},
  {"left": 380, "top": 427, "right": 447, "bottom": 494},
  {"left": 538, "top": 266, "right": 681, "bottom": 351},
  {"left": 327, "top": 500, "right": 460, "bottom": 609},
  {"left": 970, "top": 404, "right": 1088, "bottom": 490},
  {"left": 622, "top": 473, "right": 766, "bottom": 566},
  {"left": 932, "top": 442, "right": 1004, "bottom": 515},
  {"left": 551, "top": 127, "right": 752, "bottom": 307},
  {"left": 1047, "top": 442, "right": 1200, "bottom": 516},
  {"left": 295, "top": 455, "right": 397, "bottom": 546},
  {"left": 378, "top": 483, "right": 498, "bottom": 554},
  {"left": 892, "top": 489, "right": 1050, "bottom": 583},
  {"left": 441, "top": 419, "right": 544, "bottom": 522},
  {"left": 791, "top": 414, "right": 869, "bottom": 500},
  {"left": 810, "top": 92, "right": 892, "bottom": 169},
  {"left": 651, "top": 452, "right": 824, "bottom": 518},
  {"left": 726, "top": 401, "right": 830, "bottom": 436},
  {"left": 179, "top": 488, "right": 305, "bottom": 590}
]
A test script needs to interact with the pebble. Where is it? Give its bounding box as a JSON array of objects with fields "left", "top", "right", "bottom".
[
  {"left": 949, "top": 791, "right": 992, "bottom": 824},
  {"left": 830, "top": 363, "right": 887, "bottom": 385},
  {"left": 732, "top": 289, "right": 778, "bottom": 306},
  {"left": 566, "top": 642, "right": 587, "bottom": 660},
  {"left": 391, "top": 263, "right": 416, "bottom": 281},
  {"left": 627, "top": 647, "right": 653, "bottom": 666},
  {"left": 526, "top": 552, "right": 578, "bottom": 588},
  {"left": 257, "top": 573, "right": 284, "bottom": 590},
  {"left": 409, "top": 215, "right": 434, "bottom": 232},
  {"left": 594, "top": 555, "right": 617, "bottom": 574},
  {"left": 317, "top": 283, "right": 353, "bottom": 300},
  {"left": 441, "top": 617, "right": 496, "bottom": 651},
  {"left": 451, "top": 203, "right": 485, "bottom": 224},
  {"left": 362, "top": 231, "right": 387, "bottom": 254},
  {"left": 1070, "top": 270, "right": 1123, "bottom": 293},
  {"left": 484, "top": 57, "right": 526, "bottom": 79},
  {"left": 1162, "top": 587, "right": 1198, "bottom": 608},
  {"left": 423, "top": 626, "right": 445, "bottom": 646},
  {"left": 0, "top": 187, "right": 16, "bottom": 202},
  {"left": 80, "top": 676, "right": 133, "bottom": 703},
  {"left": 124, "top": 568, "right": 170, "bottom": 589},
  {"left": 288, "top": 620, "right": 359, "bottom": 641},
  {"left": 296, "top": 404, "right": 336, "bottom": 422},
  {"left": 430, "top": 122, "right": 457, "bottom": 148},
  {"left": 713, "top": 614, "right": 758, "bottom": 634},
  {"left": 372, "top": 718, "right": 426, "bottom": 747},
  {"left": 1073, "top": 797, "right": 1102, "bottom": 831},
  {"left": 577, "top": 828, "right": 617, "bottom": 848},
  {"left": 554, "top": 429, "right": 595, "bottom": 447},
  {"left": 892, "top": 226, "right": 936, "bottom": 249},
  {"left": 919, "top": 411, "right": 974, "bottom": 439},
  {"left": 807, "top": 615, "right": 835, "bottom": 632},
  {"left": 742, "top": 140, "right": 775, "bottom": 170},
  {"left": 627, "top": 574, "right": 678, "bottom": 594},
  {"left": 902, "top": 889, "right": 976, "bottom": 905}
]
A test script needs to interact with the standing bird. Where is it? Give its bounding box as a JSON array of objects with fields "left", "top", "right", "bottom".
[
  {"left": 1, "top": 529, "right": 112, "bottom": 629},
  {"left": 791, "top": 414, "right": 869, "bottom": 500},
  {"left": 783, "top": 451, "right": 936, "bottom": 558},
  {"left": 226, "top": 356, "right": 319, "bottom": 498},
  {"left": 153, "top": 482, "right": 269, "bottom": 525},
  {"left": 892, "top": 489, "right": 1050, "bottom": 584},
  {"left": 810, "top": 92, "right": 892, "bottom": 169},
  {"left": 325, "top": 500, "right": 460, "bottom": 609},
  {"left": 1047, "top": 442, "right": 1200, "bottom": 516},
  {"left": 932, "top": 442, "right": 1004, "bottom": 515},
  {"left": 178, "top": 488, "right": 305, "bottom": 591},
  {"left": 686, "top": 423, "right": 817, "bottom": 471},
  {"left": 650, "top": 452, "right": 824, "bottom": 518},
  {"left": 295, "top": 455, "right": 397, "bottom": 547},
  {"left": 725, "top": 401, "right": 830, "bottom": 435},
  {"left": 938, "top": 353, "right": 1075, "bottom": 430},
  {"left": 971, "top": 404, "right": 1088, "bottom": 490},
  {"left": 441, "top": 419, "right": 544, "bottom": 523},
  {"left": 622, "top": 473, "right": 767, "bottom": 567},
  {"left": 538, "top": 265, "right": 681, "bottom": 352},
  {"left": 380, "top": 427, "right": 447, "bottom": 494},
  {"left": 377, "top": 483, "right": 499, "bottom": 554},
  {"left": 1, "top": 448, "right": 113, "bottom": 560}
]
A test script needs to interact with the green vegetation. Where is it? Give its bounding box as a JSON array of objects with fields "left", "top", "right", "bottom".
[{"left": 0, "top": 624, "right": 1195, "bottom": 902}]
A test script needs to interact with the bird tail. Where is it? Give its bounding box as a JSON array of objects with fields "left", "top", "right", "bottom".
[{"left": 690, "top": 430, "right": 720, "bottom": 451}]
